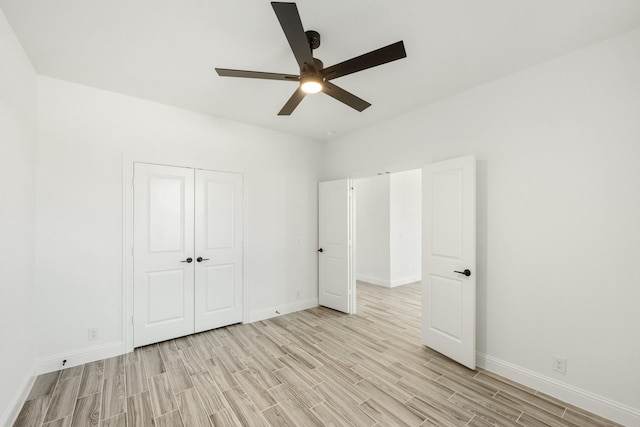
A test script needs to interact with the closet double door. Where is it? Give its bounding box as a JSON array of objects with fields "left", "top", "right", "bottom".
[{"left": 133, "top": 163, "right": 243, "bottom": 347}]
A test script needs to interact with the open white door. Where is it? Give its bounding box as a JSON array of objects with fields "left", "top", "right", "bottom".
[
  {"left": 318, "top": 179, "right": 354, "bottom": 313},
  {"left": 133, "top": 163, "right": 195, "bottom": 347},
  {"left": 422, "top": 155, "right": 476, "bottom": 369},
  {"left": 194, "top": 170, "right": 243, "bottom": 332}
]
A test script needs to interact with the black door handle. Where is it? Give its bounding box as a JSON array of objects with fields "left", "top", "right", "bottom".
[
  {"left": 454, "top": 269, "right": 471, "bottom": 277},
  {"left": 197, "top": 257, "right": 209, "bottom": 262},
  {"left": 318, "top": 248, "right": 323, "bottom": 253},
  {"left": 181, "top": 257, "right": 193, "bottom": 263}
]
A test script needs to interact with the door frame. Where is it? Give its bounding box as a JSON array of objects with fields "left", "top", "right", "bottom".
[{"left": 122, "top": 153, "right": 248, "bottom": 353}]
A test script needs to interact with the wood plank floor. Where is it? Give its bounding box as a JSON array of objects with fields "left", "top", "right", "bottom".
[{"left": 14, "top": 281, "right": 623, "bottom": 427}]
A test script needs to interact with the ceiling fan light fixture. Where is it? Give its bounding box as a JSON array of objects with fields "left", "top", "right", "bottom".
[
  {"left": 215, "top": 3, "right": 406, "bottom": 115},
  {"left": 300, "top": 75, "right": 323, "bottom": 94}
]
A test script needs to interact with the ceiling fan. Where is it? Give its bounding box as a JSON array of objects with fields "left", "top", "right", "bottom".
[{"left": 215, "top": 2, "right": 407, "bottom": 116}]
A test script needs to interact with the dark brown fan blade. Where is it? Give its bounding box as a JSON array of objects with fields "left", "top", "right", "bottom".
[
  {"left": 278, "top": 88, "right": 306, "bottom": 115},
  {"left": 215, "top": 68, "right": 299, "bottom": 81},
  {"left": 271, "top": 2, "right": 316, "bottom": 71},
  {"left": 323, "top": 81, "right": 371, "bottom": 112},
  {"left": 322, "top": 41, "right": 406, "bottom": 81}
]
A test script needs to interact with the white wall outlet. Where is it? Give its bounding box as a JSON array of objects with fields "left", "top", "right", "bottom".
[
  {"left": 296, "top": 290, "right": 300, "bottom": 299},
  {"left": 552, "top": 355, "right": 567, "bottom": 375},
  {"left": 88, "top": 328, "right": 99, "bottom": 341}
]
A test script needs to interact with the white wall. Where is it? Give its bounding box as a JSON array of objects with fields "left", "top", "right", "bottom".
[
  {"left": 35, "top": 76, "right": 324, "bottom": 366},
  {"left": 355, "top": 175, "right": 390, "bottom": 285},
  {"left": 0, "top": 7, "right": 37, "bottom": 425},
  {"left": 325, "top": 29, "right": 640, "bottom": 424},
  {"left": 389, "top": 169, "right": 421, "bottom": 285}
]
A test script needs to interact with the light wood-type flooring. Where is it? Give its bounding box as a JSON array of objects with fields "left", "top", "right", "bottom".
[{"left": 14, "top": 281, "right": 623, "bottom": 427}]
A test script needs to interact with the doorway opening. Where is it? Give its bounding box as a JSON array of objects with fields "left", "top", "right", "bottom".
[
  {"left": 318, "top": 155, "right": 476, "bottom": 368},
  {"left": 353, "top": 169, "right": 422, "bottom": 314}
]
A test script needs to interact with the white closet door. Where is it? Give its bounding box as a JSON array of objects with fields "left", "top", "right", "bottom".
[
  {"left": 133, "top": 163, "right": 195, "bottom": 347},
  {"left": 194, "top": 170, "right": 243, "bottom": 332}
]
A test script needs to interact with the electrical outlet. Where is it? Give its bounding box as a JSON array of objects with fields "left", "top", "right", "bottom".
[
  {"left": 296, "top": 290, "right": 300, "bottom": 299},
  {"left": 88, "top": 328, "right": 99, "bottom": 341},
  {"left": 552, "top": 356, "right": 567, "bottom": 375}
]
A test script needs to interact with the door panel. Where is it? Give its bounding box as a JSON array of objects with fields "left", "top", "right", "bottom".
[
  {"left": 204, "top": 264, "right": 235, "bottom": 311},
  {"left": 206, "top": 181, "right": 235, "bottom": 248},
  {"left": 431, "top": 170, "right": 463, "bottom": 258},
  {"left": 319, "top": 179, "right": 354, "bottom": 313},
  {"left": 430, "top": 275, "right": 463, "bottom": 340},
  {"left": 422, "top": 155, "right": 476, "bottom": 369},
  {"left": 148, "top": 176, "right": 187, "bottom": 252},
  {"left": 134, "top": 163, "right": 195, "bottom": 347},
  {"left": 195, "top": 170, "right": 243, "bottom": 332},
  {"left": 147, "top": 270, "right": 187, "bottom": 323}
]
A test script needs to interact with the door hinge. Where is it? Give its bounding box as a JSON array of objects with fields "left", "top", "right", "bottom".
[
  {"left": 131, "top": 316, "right": 134, "bottom": 325},
  {"left": 132, "top": 178, "right": 135, "bottom": 187}
]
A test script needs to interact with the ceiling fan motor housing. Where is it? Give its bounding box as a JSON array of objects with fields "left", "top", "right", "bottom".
[{"left": 301, "top": 59, "right": 324, "bottom": 81}]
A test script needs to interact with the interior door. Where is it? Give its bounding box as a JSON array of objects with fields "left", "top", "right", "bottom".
[
  {"left": 318, "top": 179, "right": 354, "bottom": 313},
  {"left": 422, "top": 155, "right": 476, "bottom": 369},
  {"left": 133, "top": 163, "right": 195, "bottom": 347},
  {"left": 194, "top": 170, "right": 243, "bottom": 332}
]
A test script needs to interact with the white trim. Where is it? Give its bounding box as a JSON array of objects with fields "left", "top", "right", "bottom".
[
  {"left": 1, "top": 362, "right": 36, "bottom": 427},
  {"left": 36, "top": 342, "right": 124, "bottom": 375},
  {"left": 390, "top": 275, "right": 421, "bottom": 287},
  {"left": 242, "top": 177, "right": 250, "bottom": 324},
  {"left": 356, "top": 274, "right": 421, "bottom": 288},
  {"left": 349, "top": 158, "right": 433, "bottom": 180},
  {"left": 249, "top": 298, "right": 318, "bottom": 323},
  {"left": 477, "top": 352, "right": 640, "bottom": 426},
  {"left": 122, "top": 153, "right": 248, "bottom": 353},
  {"left": 348, "top": 179, "right": 356, "bottom": 314},
  {"left": 122, "top": 153, "right": 133, "bottom": 352},
  {"left": 356, "top": 274, "right": 391, "bottom": 287}
]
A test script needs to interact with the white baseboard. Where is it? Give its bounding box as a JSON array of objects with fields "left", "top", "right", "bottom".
[
  {"left": 249, "top": 298, "right": 318, "bottom": 323},
  {"left": 477, "top": 352, "right": 640, "bottom": 426},
  {"left": 1, "top": 361, "right": 36, "bottom": 427},
  {"left": 356, "top": 274, "right": 391, "bottom": 287},
  {"left": 36, "top": 341, "right": 124, "bottom": 375},
  {"left": 357, "top": 274, "right": 421, "bottom": 288},
  {"left": 389, "top": 275, "right": 421, "bottom": 287}
]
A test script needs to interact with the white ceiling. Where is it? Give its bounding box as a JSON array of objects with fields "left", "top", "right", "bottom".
[{"left": 3, "top": 0, "right": 640, "bottom": 142}]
